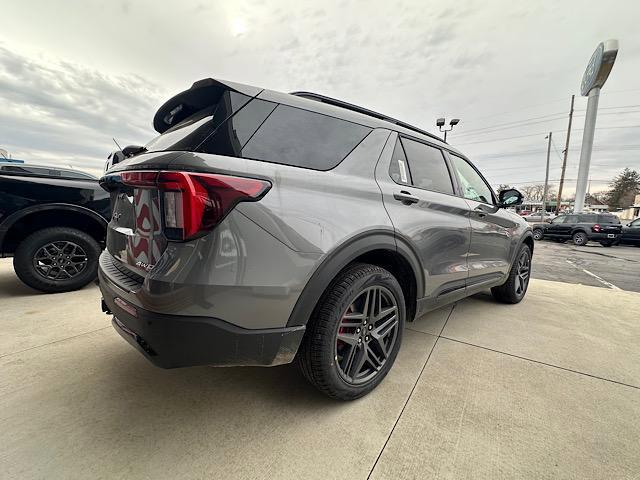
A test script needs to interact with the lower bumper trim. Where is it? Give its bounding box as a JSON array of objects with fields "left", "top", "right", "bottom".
[{"left": 102, "top": 292, "right": 305, "bottom": 369}]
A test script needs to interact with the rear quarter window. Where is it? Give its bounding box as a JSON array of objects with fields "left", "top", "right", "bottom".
[
  {"left": 241, "top": 105, "right": 371, "bottom": 170},
  {"left": 598, "top": 215, "right": 620, "bottom": 224}
]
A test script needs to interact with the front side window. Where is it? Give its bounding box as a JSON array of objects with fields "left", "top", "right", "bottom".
[
  {"left": 400, "top": 138, "right": 453, "bottom": 194},
  {"left": 551, "top": 216, "right": 567, "bottom": 224},
  {"left": 631, "top": 218, "right": 640, "bottom": 227},
  {"left": 564, "top": 215, "right": 578, "bottom": 223},
  {"left": 450, "top": 155, "right": 494, "bottom": 204}
]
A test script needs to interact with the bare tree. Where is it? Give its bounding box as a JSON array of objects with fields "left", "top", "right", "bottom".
[{"left": 520, "top": 185, "right": 538, "bottom": 201}]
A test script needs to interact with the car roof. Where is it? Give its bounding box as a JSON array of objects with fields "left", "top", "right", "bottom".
[{"left": 154, "top": 78, "right": 462, "bottom": 155}]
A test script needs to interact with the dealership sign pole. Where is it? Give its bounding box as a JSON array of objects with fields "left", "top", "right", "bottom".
[{"left": 574, "top": 40, "right": 618, "bottom": 213}]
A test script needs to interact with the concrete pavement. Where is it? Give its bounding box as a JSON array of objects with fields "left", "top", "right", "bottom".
[{"left": 1, "top": 258, "right": 639, "bottom": 479}]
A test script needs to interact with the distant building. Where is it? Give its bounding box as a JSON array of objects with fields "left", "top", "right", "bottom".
[{"left": 619, "top": 194, "right": 640, "bottom": 220}]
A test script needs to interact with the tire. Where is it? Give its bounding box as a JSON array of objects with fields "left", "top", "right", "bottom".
[
  {"left": 533, "top": 228, "right": 544, "bottom": 241},
  {"left": 491, "top": 244, "right": 531, "bottom": 304},
  {"left": 572, "top": 231, "right": 588, "bottom": 246},
  {"left": 296, "top": 263, "right": 405, "bottom": 400},
  {"left": 13, "top": 227, "right": 101, "bottom": 293}
]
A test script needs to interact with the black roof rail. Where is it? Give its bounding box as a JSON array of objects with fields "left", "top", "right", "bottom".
[{"left": 290, "top": 91, "right": 446, "bottom": 144}]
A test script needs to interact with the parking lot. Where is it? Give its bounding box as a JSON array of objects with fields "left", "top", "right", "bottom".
[
  {"left": 1, "top": 243, "right": 639, "bottom": 479},
  {"left": 532, "top": 241, "right": 640, "bottom": 292}
]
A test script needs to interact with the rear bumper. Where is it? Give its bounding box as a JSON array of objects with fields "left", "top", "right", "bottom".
[
  {"left": 100, "top": 281, "right": 305, "bottom": 369},
  {"left": 589, "top": 232, "right": 621, "bottom": 241}
]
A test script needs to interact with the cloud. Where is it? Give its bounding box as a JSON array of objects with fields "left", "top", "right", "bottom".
[{"left": 0, "top": 44, "right": 165, "bottom": 176}]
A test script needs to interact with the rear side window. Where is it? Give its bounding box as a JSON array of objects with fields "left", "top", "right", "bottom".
[
  {"left": 598, "top": 215, "right": 620, "bottom": 224},
  {"left": 389, "top": 139, "right": 411, "bottom": 185},
  {"left": 579, "top": 214, "right": 598, "bottom": 223},
  {"left": 241, "top": 105, "right": 371, "bottom": 170},
  {"left": 146, "top": 95, "right": 371, "bottom": 170},
  {"left": 398, "top": 138, "right": 453, "bottom": 194}
]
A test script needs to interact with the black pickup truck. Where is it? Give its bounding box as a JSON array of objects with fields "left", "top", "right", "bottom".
[
  {"left": 0, "top": 164, "right": 110, "bottom": 292},
  {"left": 532, "top": 213, "right": 622, "bottom": 246}
]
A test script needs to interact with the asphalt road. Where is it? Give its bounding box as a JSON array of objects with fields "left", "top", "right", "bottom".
[{"left": 531, "top": 240, "right": 640, "bottom": 293}]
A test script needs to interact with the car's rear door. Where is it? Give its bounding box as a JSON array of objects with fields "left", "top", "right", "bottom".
[
  {"left": 375, "top": 133, "right": 471, "bottom": 305},
  {"left": 447, "top": 153, "right": 516, "bottom": 289}
]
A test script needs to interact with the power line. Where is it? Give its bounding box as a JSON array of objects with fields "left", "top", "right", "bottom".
[
  {"left": 455, "top": 109, "right": 640, "bottom": 139},
  {"left": 455, "top": 125, "right": 640, "bottom": 146}
]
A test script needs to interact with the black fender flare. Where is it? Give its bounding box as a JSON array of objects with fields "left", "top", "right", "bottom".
[
  {"left": 286, "top": 230, "right": 424, "bottom": 327},
  {"left": 0, "top": 203, "right": 108, "bottom": 252},
  {"left": 510, "top": 231, "right": 535, "bottom": 265}
]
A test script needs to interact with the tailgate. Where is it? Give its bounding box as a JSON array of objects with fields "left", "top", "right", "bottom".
[{"left": 104, "top": 177, "right": 166, "bottom": 275}]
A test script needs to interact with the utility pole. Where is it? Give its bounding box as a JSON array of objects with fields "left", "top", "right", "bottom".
[
  {"left": 555, "top": 95, "right": 574, "bottom": 214},
  {"left": 541, "top": 132, "right": 552, "bottom": 221}
]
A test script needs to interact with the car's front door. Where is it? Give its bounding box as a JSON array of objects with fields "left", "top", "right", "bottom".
[
  {"left": 447, "top": 153, "right": 518, "bottom": 290},
  {"left": 375, "top": 133, "right": 471, "bottom": 305},
  {"left": 546, "top": 215, "right": 568, "bottom": 236}
]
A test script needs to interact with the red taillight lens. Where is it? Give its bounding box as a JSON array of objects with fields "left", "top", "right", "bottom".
[
  {"left": 593, "top": 224, "right": 601, "bottom": 232},
  {"left": 121, "top": 170, "right": 271, "bottom": 241}
]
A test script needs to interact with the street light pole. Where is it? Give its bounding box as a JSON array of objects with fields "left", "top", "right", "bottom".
[
  {"left": 436, "top": 118, "right": 460, "bottom": 142},
  {"left": 541, "top": 132, "right": 552, "bottom": 221}
]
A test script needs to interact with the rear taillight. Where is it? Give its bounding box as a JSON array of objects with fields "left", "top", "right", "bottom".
[
  {"left": 121, "top": 170, "right": 271, "bottom": 241},
  {"left": 593, "top": 224, "right": 601, "bottom": 232}
]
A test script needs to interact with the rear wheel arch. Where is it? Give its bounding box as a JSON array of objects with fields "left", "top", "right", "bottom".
[
  {"left": 286, "top": 231, "right": 423, "bottom": 327},
  {"left": 0, "top": 204, "right": 107, "bottom": 255}
]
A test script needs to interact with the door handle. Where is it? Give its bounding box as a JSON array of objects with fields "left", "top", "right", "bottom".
[{"left": 393, "top": 191, "right": 420, "bottom": 205}]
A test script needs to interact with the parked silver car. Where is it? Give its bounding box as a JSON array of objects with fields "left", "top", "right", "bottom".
[{"left": 98, "top": 78, "right": 533, "bottom": 399}]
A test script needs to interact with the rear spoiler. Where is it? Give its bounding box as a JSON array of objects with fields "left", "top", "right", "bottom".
[{"left": 153, "top": 78, "right": 263, "bottom": 134}]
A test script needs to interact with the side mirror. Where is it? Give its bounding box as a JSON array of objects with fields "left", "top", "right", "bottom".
[
  {"left": 104, "top": 150, "right": 125, "bottom": 173},
  {"left": 498, "top": 188, "right": 524, "bottom": 207}
]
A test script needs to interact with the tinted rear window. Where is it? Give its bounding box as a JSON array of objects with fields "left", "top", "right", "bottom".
[
  {"left": 145, "top": 91, "right": 252, "bottom": 153},
  {"left": 146, "top": 95, "right": 371, "bottom": 171}
]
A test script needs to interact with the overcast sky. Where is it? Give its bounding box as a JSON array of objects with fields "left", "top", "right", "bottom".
[{"left": 1, "top": 0, "right": 639, "bottom": 193}]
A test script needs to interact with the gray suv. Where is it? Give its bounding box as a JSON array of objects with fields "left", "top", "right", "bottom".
[{"left": 99, "top": 78, "right": 532, "bottom": 400}]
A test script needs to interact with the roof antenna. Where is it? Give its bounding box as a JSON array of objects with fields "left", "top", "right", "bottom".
[{"left": 112, "top": 138, "right": 123, "bottom": 151}]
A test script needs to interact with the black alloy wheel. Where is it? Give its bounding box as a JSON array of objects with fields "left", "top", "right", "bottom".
[
  {"left": 33, "top": 241, "right": 88, "bottom": 280},
  {"left": 296, "top": 263, "right": 405, "bottom": 400},
  {"left": 491, "top": 244, "right": 532, "bottom": 304},
  {"left": 514, "top": 249, "right": 531, "bottom": 297},
  {"left": 334, "top": 285, "right": 399, "bottom": 385},
  {"left": 573, "top": 231, "right": 588, "bottom": 246},
  {"left": 13, "top": 227, "right": 101, "bottom": 293}
]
